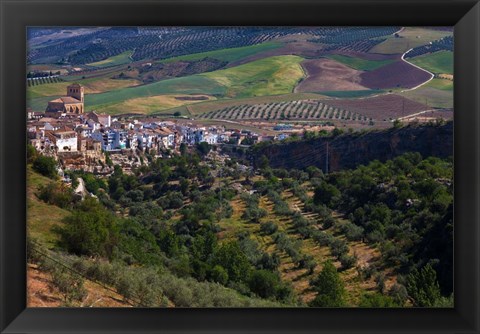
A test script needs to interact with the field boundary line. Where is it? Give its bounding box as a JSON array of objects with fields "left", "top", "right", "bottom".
[{"left": 399, "top": 48, "right": 435, "bottom": 92}]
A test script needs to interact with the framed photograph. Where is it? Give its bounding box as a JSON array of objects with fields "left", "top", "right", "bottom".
[{"left": 1, "top": 0, "right": 479, "bottom": 333}]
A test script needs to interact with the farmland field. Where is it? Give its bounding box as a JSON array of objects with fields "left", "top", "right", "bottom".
[
  {"left": 409, "top": 51, "right": 453, "bottom": 75},
  {"left": 295, "top": 58, "right": 367, "bottom": 92},
  {"left": 202, "top": 55, "right": 305, "bottom": 98},
  {"left": 360, "top": 60, "right": 432, "bottom": 89},
  {"left": 27, "top": 77, "right": 142, "bottom": 99},
  {"left": 92, "top": 94, "right": 216, "bottom": 115},
  {"left": 87, "top": 50, "right": 134, "bottom": 68},
  {"left": 369, "top": 27, "right": 453, "bottom": 54},
  {"left": 399, "top": 85, "right": 453, "bottom": 109},
  {"left": 322, "top": 94, "right": 430, "bottom": 120},
  {"left": 327, "top": 54, "right": 395, "bottom": 71},
  {"left": 161, "top": 41, "right": 283, "bottom": 64}
]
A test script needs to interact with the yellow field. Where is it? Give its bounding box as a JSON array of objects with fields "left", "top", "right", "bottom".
[{"left": 93, "top": 94, "right": 217, "bottom": 115}]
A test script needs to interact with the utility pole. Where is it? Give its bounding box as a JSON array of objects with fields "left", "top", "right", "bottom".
[{"left": 325, "top": 141, "right": 329, "bottom": 175}]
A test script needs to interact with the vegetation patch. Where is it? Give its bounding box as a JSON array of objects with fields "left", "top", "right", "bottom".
[
  {"left": 87, "top": 51, "right": 134, "bottom": 68},
  {"left": 409, "top": 51, "right": 453, "bottom": 75},
  {"left": 202, "top": 55, "right": 305, "bottom": 98}
]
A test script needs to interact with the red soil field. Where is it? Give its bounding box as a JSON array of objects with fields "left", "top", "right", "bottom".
[
  {"left": 321, "top": 94, "right": 430, "bottom": 121},
  {"left": 360, "top": 60, "right": 432, "bottom": 89},
  {"left": 332, "top": 50, "right": 400, "bottom": 61},
  {"left": 296, "top": 58, "right": 368, "bottom": 92}
]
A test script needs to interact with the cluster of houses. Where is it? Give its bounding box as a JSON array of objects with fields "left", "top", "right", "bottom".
[
  {"left": 27, "top": 83, "right": 293, "bottom": 173},
  {"left": 27, "top": 110, "right": 279, "bottom": 155}
]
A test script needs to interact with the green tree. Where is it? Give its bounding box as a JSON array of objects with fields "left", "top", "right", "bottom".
[
  {"left": 27, "top": 144, "right": 38, "bottom": 164},
  {"left": 313, "top": 182, "right": 340, "bottom": 208},
  {"left": 213, "top": 241, "right": 251, "bottom": 283},
  {"left": 56, "top": 198, "right": 119, "bottom": 258},
  {"left": 358, "top": 292, "right": 397, "bottom": 307},
  {"left": 406, "top": 264, "right": 441, "bottom": 307},
  {"left": 33, "top": 155, "right": 57, "bottom": 178},
  {"left": 309, "top": 260, "right": 346, "bottom": 307}
]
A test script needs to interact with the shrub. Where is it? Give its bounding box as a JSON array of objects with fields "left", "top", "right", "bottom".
[
  {"left": 33, "top": 155, "right": 57, "bottom": 178},
  {"left": 260, "top": 222, "right": 278, "bottom": 235}
]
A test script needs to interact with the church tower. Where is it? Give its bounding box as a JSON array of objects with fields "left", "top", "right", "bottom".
[{"left": 67, "top": 83, "right": 84, "bottom": 103}]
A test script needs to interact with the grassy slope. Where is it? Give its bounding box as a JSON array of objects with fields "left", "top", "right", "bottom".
[
  {"left": 409, "top": 51, "right": 453, "bottom": 74},
  {"left": 399, "top": 85, "right": 453, "bottom": 108},
  {"left": 327, "top": 55, "right": 394, "bottom": 71},
  {"left": 84, "top": 76, "right": 226, "bottom": 113},
  {"left": 370, "top": 27, "right": 453, "bottom": 54},
  {"left": 202, "top": 55, "right": 305, "bottom": 98},
  {"left": 48, "top": 55, "right": 305, "bottom": 115},
  {"left": 27, "top": 166, "right": 68, "bottom": 248},
  {"left": 94, "top": 94, "right": 216, "bottom": 115},
  {"left": 87, "top": 51, "right": 133, "bottom": 68},
  {"left": 161, "top": 42, "right": 283, "bottom": 63},
  {"left": 27, "top": 77, "right": 142, "bottom": 99}
]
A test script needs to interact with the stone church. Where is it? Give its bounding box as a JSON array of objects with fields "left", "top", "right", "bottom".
[{"left": 45, "top": 83, "right": 84, "bottom": 117}]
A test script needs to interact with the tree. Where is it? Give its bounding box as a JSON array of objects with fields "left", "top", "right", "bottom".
[
  {"left": 313, "top": 182, "right": 340, "bottom": 208},
  {"left": 248, "top": 269, "right": 283, "bottom": 299},
  {"left": 33, "top": 155, "right": 57, "bottom": 178},
  {"left": 258, "top": 155, "right": 270, "bottom": 170},
  {"left": 213, "top": 241, "right": 251, "bottom": 283},
  {"left": 358, "top": 292, "right": 397, "bottom": 307},
  {"left": 56, "top": 198, "right": 119, "bottom": 258},
  {"left": 27, "top": 144, "right": 38, "bottom": 164},
  {"left": 309, "top": 260, "right": 346, "bottom": 307},
  {"left": 406, "top": 264, "right": 441, "bottom": 307}
]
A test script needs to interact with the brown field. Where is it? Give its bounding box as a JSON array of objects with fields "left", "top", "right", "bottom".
[
  {"left": 360, "top": 60, "right": 432, "bottom": 89},
  {"left": 296, "top": 58, "right": 368, "bottom": 92},
  {"left": 322, "top": 94, "right": 429, "bottom": 121},
  {"left": 333, "top": 51, "right": 400, "bottom": 61}
]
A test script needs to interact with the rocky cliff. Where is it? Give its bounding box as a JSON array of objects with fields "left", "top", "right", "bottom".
[{"left": 253, "top": 122, "right": 453, "bottom": 172}]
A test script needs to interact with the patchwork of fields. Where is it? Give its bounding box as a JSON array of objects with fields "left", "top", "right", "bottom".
[{"left": 27, "top": 26, "right": 453, "bottom": 122}]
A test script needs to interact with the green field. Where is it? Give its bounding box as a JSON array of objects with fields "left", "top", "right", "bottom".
[
  {"left": 161, "top": 42, "right": 283, "bottom": 63},
  {"left": 370, "top": 27, "right": 453, "bottom": 54},
  {"left": 78, "top": 55, "right": 305, "bottom": 114},
  {"left": 87, "top": 50, "right": 133, "bottom": 68},
  {"left": 425, "top": 78, "right": 453, "bottom": 91},
  {"left": 27, "top": 77, "right": 142, "bottom": 99},
  {"left": 409, "top": 51, "right": 453, "bottom": 75},
  {"left": 85, "top": 75, "right": 226, "bottom": 113},
  {"left": 202, "top": 55, "right": 305, "bottom": 98},
  {"left": 327, "top": 55, "right": 394, "bottom": 71},
  {"left": 400, "top": 85, "right": 453, "bottom": 108}
]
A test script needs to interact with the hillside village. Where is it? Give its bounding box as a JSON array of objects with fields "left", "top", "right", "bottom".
[{"left": 27, "top": 83, "right": 297, "bottom": 175}]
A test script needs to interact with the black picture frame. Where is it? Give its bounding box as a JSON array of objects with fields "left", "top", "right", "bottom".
[{"left": 1, "top": 0, "right": 479, "bottom": 333}]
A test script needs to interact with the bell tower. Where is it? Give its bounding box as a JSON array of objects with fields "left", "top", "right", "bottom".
[{"left": 67, "top": 83, "right": 84, "bottom": 103}]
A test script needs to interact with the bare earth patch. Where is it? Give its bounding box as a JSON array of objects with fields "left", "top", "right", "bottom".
[
  {"left": 27, "top": 264, "right": 132, "bottom": 307},
  {"left": 296, "top": 58, "right": 368, "bottom": 92}
]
